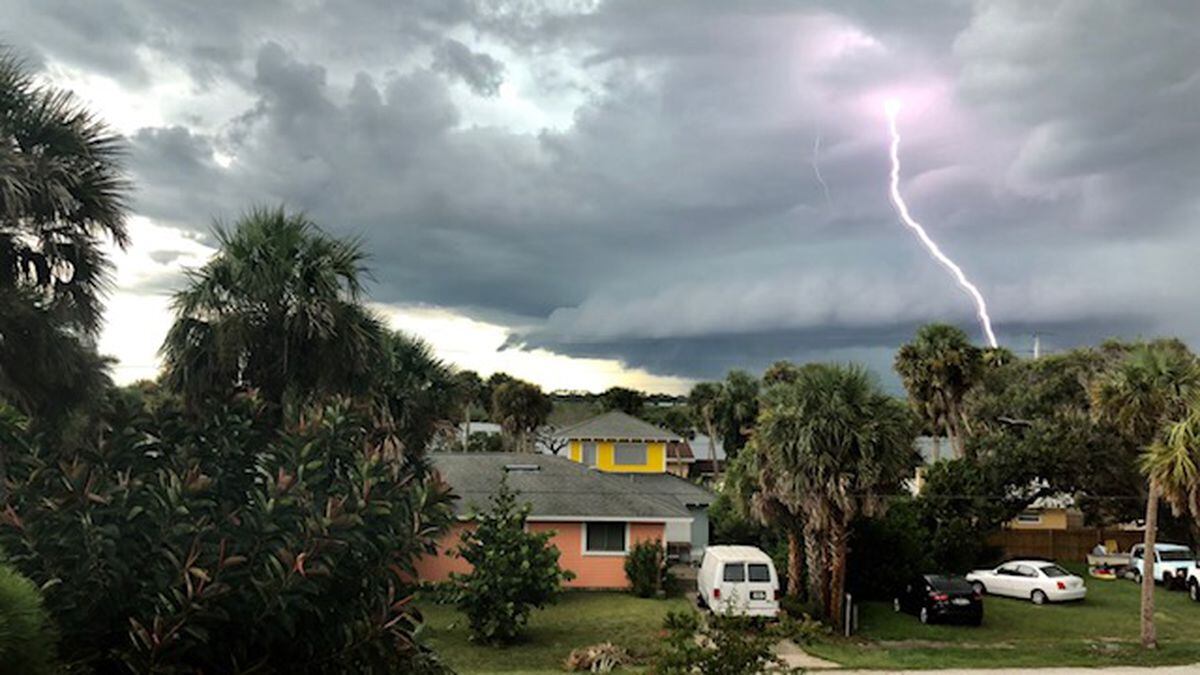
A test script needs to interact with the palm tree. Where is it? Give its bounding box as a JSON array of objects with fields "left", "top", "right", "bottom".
[
  {"left": 0, "top": 49, "right": 129, "bottom": 416},
  {"left": 490, "top": 379, "right": 551, "bottom": 452},
  {"left": 688, "top": 381, "right": 725, "bottom": 475},
  {"left": 161, "top": 207, "right": 384, "bottom": 417},
  {"left": 718, "top": 370, "right": 759, "bottom": 459},
  {"left": 755, "top": 363, "right": 917, "bottom": 621},
  {"left": 895, "top": 323, "right": 983, "bottom": 460},
  {"left": 1091, "top": 342, "right": 1199, "bottom": 649},
  {"left": 372, "top": 331, "right": 460, "bottom": 456}
]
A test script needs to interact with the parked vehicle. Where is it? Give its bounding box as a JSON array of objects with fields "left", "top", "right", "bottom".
[
  {"left": 1188, "top": 565, "right": 1200, "bottom": 602},
  {"left": 893, "top": 575, "right": 983, "bottom": 625},
  {"left": 966, "top": 560, "right": 1086, "bottom": 604},
  {"left": 1129, "top": 543, "right": 1196, "bottom": 586},
  {"left": 696, "top": 545, "right": 780, "bottom": 618}
]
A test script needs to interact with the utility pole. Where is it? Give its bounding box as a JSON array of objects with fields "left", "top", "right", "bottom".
[{"left": 1033, "top": 332, "right": 1041, "bottom": 360}]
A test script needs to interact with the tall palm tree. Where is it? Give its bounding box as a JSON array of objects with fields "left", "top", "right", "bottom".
[
  {"left": 688, "top": 381, "right": 725, "bottom": 473},
  {"left": 895, "top": 323, "right": 983, "bottom": 460},
  {"left": 756, "top": 363, "right": 917, "bottom": 621},
  {"left": 371, "top": 331, "right": 460, "bottom": 456},
  {"left": 0, "top": 49, "right": 128, "bottom": 416},
  {"left": 161, "top": 207, "right": 384, "bottom": 417},
  {"left": 1091, "top": 342, "right": 1199, "bottom": 649}
]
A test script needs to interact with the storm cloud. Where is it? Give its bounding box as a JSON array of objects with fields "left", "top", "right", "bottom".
[{"left": 6, "top": 0, "right": 1200, "bottom": 386}]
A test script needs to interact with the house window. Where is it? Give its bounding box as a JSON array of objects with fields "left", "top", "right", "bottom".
[
  {"left": 613, "top": 442, "right": 647, "bottom": 466},
  {"left": 581, "top": 442, "right": 598, "bottom": 467},
  {"left": 1015, "top": 512, "right": 1042, "bottom": 524},
  {"left": 585, "top": 522, "right": 627, "bottom": 553}
]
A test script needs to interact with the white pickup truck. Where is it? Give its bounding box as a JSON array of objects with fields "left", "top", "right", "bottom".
[{"left": 1129, "top": 543, "right": 1196, "bottom": 587}]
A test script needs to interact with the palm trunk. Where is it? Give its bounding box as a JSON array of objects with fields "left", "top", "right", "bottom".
[
  {"left": 829, "top": 520, "right": 849, "bottom": 625},
  {"left": 803, "top": 528, "right": 829, "bottom": 615},
  {"left": 786, "top": 529, "right": 803, "bottom": 598},
  {"left": 1140, "top": 479, "right": 1160, "bottom": 649},
  {"left": 705, "top": 419, "right": 720, "bottom": 480}
]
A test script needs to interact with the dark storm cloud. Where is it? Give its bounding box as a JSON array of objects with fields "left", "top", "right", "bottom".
[{"left": 10, "top": 0, "right": 1200, "bottom": 385}]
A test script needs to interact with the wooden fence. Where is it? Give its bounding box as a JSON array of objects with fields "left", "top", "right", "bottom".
[{"left": 987, "top": 528, "right": 1144, "bottom": 563}]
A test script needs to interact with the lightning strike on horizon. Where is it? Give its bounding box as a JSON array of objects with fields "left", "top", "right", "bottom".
[
  {"left": 812, "top": 135, "right": 833, "bottom": 209},
  {"left": 884, "top": 99, "right": 998, "bottom": 348}
]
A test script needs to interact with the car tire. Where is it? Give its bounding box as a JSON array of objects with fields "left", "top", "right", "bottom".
[
  {"left": 1132, "top": 569, "right": 1142, "bottom": 584},
  {"left": 894, "top": 598, "right": 902, "bottom": 613},
  {"left": 919, "top": 607, "right": 930, "bottom": 624},
  {"left": 971, "top": 581, "right": 986, "bottom": 595},
  {"left": 1031, "top": 590, "right": 1047, "bottom": 605},
  {"left": 1189, "top": 581, "right": 1199, "bottom": 603}
]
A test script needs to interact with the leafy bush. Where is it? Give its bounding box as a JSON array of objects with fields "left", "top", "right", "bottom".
[
  {"left": 451, "top": 480, "right": 573, "bottom": 643},
  {"left": 847, "top": 500, "right": 935, "bottom": 601},
  {"left": 564, "top": 642, "right": 632, "bottom": 672},
  {"left": 653, "top": 610, "right": 782, "bottom": 675},
  {"left": 624, "top": 539, "right": 670, "bottom": 598},
  {"left": 1, "top": 389, "right": 454, "bottom": 673},
  {"left": 774, "top": 611, "right": 830, "bottom": 646},
  {"left": 0, "top": 563, "right": 57, "bottom": 675}
]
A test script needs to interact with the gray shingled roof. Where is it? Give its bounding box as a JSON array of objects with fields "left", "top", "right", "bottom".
[
  {"left": 551, "top": 410, "right": 682, "bottom": 442},
  {"left": 430, "top": 453, "right": 696, "bottom": 520}
]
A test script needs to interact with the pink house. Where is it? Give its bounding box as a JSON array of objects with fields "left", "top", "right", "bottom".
[{"left": 415, "top": 452, "right": 702, "bottom": 589}]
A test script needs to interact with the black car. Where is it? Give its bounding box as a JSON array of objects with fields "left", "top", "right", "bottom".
[{"left": 894, "top": 574, "right": 983, "bottom": 625}]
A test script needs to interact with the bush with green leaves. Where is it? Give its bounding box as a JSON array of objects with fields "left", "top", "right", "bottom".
[
  {"left": 0, "top": 562, "right": 57, "bottom": 675},
  {"left": 451, "top": 480, "right": 573, "bottom": 643},
  {"left": 624, "top": 539, "right": 670, "bottom": 598},
  {"left": 652, "top": 610, "right": 782, "bottom": 675},
  {"left": 0, "top": 387, "right": 454, "bottom": 673}
]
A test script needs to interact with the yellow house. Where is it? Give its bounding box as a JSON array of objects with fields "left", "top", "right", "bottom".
[
  {"left": 1006, "top": 495, "right": 1085, "bottom": 531},
  {"left": 554, "top": 411, "right": 681, "bottom": 474}
]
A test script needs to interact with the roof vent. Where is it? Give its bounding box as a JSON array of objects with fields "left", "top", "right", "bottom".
[{"left": 503, "top": 464, "right": 541, "bottom": 473}]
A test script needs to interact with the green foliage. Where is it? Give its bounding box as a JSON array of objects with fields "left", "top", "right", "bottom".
[
  {"left": 451, "top": 480, "right": 573, "bottom": 644},
  {"left": 687, "top": 370, "right": 760, "bottom": 462},
  {"left": 490, "top": 379, "right": 552, "bottom": 451},
  {"left": 0, "top": 563, "right": 57, "bottom": 675},
  {"left": 1, "top": 389, "right": 454, "bottom": 673},
  {"left": 652, "top": 610, "right": 782, "bottom": 675},
  {"left": 161, "top": 207, "right": 385, "bottom": 414},
  {"left": 895, "top": 323, "right": 983, "bottom": 459},
  {"left": 624, "top": 539, "right": 669, "bottom": 598},
  {"left": 372, "top": 331, "right": 461, "bottom": 454},
  {"left": 847, "top": 500, "right": 935, "bottom": 600},
  {"left": 601, "top": 386, "right": 646, "bottom": 416},
  {"left": 642, "top": 405, "right": 694, "bottom": 439},
  {"left": 775, "top": 611, "right": 830, "bottom": 645}
]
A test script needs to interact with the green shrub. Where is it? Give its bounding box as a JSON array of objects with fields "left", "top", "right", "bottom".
[
  {"left": 451, "top": 480, "right": 573, "bottom": 643},
  {"left": 0, "top": 563, "right": 57, "bottom": 675},
  {"left": 653, "top": 610, "right": 781, "bottom": 675},
  {"left": 1, "top": 390, "right": 454, "bottom": 673},
  {"left": 774, "top": 611, "right": 829, "bottom": 646},
  {"left": 624, "top": 539, "right": 669, "bottom": 598}
]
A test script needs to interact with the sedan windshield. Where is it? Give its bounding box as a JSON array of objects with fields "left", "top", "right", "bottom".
[
  {"left": 1160, "top": 550, "right": 1194, "bottom": 562},
  {"left": 1040, "top": 565, "right": 1071, "bottom": 577}
]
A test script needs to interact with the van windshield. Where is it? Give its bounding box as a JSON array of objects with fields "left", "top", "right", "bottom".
[{"left": 748, "top": 564, "right": 770, "bottom": 582}]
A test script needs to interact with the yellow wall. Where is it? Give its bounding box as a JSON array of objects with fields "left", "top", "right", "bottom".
[
  {"left": 566, "top": 440, "right": 665, "bottom": 473},
  {"left": 1008, "top": 509, "right": 1069, "bottom": 530}
]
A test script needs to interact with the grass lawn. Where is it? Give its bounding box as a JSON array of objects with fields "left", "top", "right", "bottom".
[
  {"left": 807, "top": 574, "right": 1200, "bottom": 669},
  {"left": 418, "top": 592, "right": 690, "bottom": 674}
]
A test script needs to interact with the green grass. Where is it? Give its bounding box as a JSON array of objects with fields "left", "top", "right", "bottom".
[
  {"left": 807, "top": 576, "right": 1200, "bottom": 669},
  {"left": 418, "top": 592, "right": 690, "bottom": 674}
]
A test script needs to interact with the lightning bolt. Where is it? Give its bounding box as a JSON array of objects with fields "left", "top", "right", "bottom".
[
  {"left": 884, "top": 100, "right": 998, "bottom": 348},
  {"left": 812, "top": 135, "right": 833, "bottom": 209}
]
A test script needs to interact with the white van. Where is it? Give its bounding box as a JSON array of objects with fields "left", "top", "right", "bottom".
[{"left": 697, "top": 545, "right": 780, "bottom": 618}]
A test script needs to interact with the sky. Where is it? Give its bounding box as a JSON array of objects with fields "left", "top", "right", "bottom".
[{"left": 5, "top": 1, "right": 1199, "bottom": 394}]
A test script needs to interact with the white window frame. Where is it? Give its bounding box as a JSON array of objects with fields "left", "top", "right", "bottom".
[{"left": 582, "top": 521, "right": 630, "bottom": 557}]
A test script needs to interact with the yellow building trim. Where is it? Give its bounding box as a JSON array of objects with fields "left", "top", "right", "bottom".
[{"left": 569, "top": 440, "right": 581, "bottom": 463}]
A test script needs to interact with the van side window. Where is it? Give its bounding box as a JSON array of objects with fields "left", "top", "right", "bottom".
[
  {"left": 723, "top": 564, "right": 745, "bottom": 582},
  {"left": 747, "top": 564, "right": 770, "bottom": 582}
]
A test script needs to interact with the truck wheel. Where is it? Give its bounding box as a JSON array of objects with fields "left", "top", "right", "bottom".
[
  {"left": 919, "top": 607, "right": 930, "bottom": 624},
  {"left": 1031, "top": 590, "right": 1047, "bottom": 605},
  {"left": 1190, "top": 581, "right": 1199, "bottom": 603},
  {"left": 1132, "top": 569, "right": 1142, "bottom": 585}
]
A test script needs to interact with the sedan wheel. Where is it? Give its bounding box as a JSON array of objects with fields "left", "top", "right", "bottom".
[
  {"left": 971, "top": 581, "right": 986, "bottom": 595},
  {"left": 1031, "top": 590, "right": 1047, "bottom": 605},
  {"left": 894, "top": 598, "right": 902, "bottom": 613},
  {"left": 919, "top": 607, "right": 930, "bottom": 624}
]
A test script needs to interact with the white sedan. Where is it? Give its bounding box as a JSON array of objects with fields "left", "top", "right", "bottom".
[{"left": 966, "top": 560, "right": 1086, "bottom": 605}]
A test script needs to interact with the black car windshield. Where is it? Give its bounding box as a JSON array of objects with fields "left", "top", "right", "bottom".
[
  {"left": 1160, "top": 550, "right": 1194, "bottom": 561},
  {"left": 1040, "top": 565, "right": 1070, "bottom": 577},
  {"left": 927, "top": 576, "right": 973, "bottom": 592}
]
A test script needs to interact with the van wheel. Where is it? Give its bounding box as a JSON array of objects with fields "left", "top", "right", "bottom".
[
  {"left": 696, "top": 593, "right": 708, "bottom": 610},
  {"left": 1031, "top": 590, "right": 1047, "bottom": 605},
  {"left": 919, "top": 607, "right": 930, "bottom": 624},
  {"left": 893, "top": 598, "right": 901, "bottom": 613}
]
